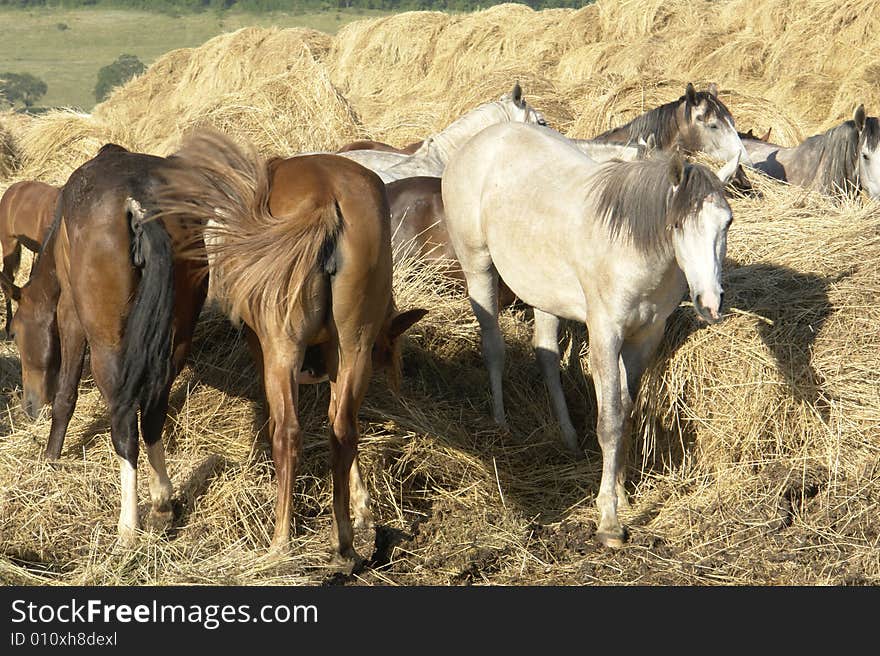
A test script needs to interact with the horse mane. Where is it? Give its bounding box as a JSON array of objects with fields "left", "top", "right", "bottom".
[
  {"left": 595, "top": 91, "right": 734, "bottom": 149},
  {"left": 154, "top": 131, "right": 341, "bottom": 334},
  {"left": 801, "top": 119, "right": 862, "bottom": 195},
  {"left": 590, "top": 155, "right": 725, "bottom": 253},
  {"left": 863, "top": 117, "right": 880, "bottom": 150}
]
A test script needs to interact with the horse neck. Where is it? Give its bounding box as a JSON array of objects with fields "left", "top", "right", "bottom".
[
  {"left": 429, "top": 101, "right": 511, "bottom": 162},
  {"left": 595, "top": 101, "right": 683, "bottom": 149},
  {"left": 788, "top": 128, "right": 858, "bottom": 191}
]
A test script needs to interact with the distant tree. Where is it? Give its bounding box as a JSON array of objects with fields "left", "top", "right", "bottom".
[
  {"left": 94, "top": 54, "right": 146, "bottom": 102},
  {"left": 0, "top": 72, "right": 48, "bottom": 109}
]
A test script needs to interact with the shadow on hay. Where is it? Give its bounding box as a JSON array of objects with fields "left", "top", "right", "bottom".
[
  {"left": 0, "top": 352, "right": 22, "bottom": 436},
  {"left": 384, "top": 257, "right": 839, "bottom": 535}
]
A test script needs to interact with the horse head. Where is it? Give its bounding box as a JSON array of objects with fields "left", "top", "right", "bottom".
[
  {"left": 855, "top": 106, "right": 880, "bottom": 199},
  {"left": 667, "top": 151, "right": 739, "bottom": 324},
  {"left": 680, "top": 82, "right": 753, "bottom": 167},
  {"left": 0, "top": 270, "right": 59, "bottom": 418},
  {"left": 499, "top": 82, "right": 548, "bottom": 127}
]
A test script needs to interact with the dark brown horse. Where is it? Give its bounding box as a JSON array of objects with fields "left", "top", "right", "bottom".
[
  {"left": 154, "top": 131, "right": 426, "bottom": 564},
  {"left": 0, "top": 143, "right": 208, "bottom": 545},
  {"left": 337, "top": 139, "right": 423, "bottom": 155},
  {"left": 0, "top": 180, "right": 61, "bottom": 336},
  {"left": 387, "top": 176, "right": 516, "bottom": 306}
]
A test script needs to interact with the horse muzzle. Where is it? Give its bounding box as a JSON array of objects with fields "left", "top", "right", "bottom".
[{"left": 694, "top": 291, "right": 724, "bottom": 325}]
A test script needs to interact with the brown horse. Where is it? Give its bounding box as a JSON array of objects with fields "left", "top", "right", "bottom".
[
  {"left": 0, "top": 180, "right": 61, "bottom": 336},
  {"left": 0, "top": 143, "right": 208, "bottom": 545},
  {"left": 387, "top": 176, "right": 516, "bottom": 306},
  {"left": 337, "top": 139, "right": 423, "bottom": 155},
  {"left": 154, "top": 130, "right": 426, "bottom": 563}
]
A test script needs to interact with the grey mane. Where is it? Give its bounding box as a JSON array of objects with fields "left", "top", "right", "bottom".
[
  {"left": 800, "top": 119, "right": 863, "bottom": 195},
  {"left": 591, "top": 155, "right": 726, "bottom": 253},
  {"left": 594, "top": 91, "right": 734, "bottom": 149},
  {"left": 863, "top": 117, "right": 880, "bottom": 150}
]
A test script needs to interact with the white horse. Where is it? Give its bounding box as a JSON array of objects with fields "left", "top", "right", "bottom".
[
  {"left": 339, "top": 83, "right": 547, "bottom": 182},
  {"left": 442, "top": 123, "right": 739, "bottom": 548}
]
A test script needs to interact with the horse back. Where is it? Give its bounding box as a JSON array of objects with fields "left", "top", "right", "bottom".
[{"left": 0, "top": 180, "right": 60, "bottom": 246}]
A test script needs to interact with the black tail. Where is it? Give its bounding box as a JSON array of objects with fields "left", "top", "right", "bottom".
[{"left": 115, "top": 197, "right": 175, "bottom": 419}]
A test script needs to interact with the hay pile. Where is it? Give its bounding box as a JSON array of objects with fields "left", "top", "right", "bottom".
[{"left": 1, "top": 1, "right": 879, "bottom": 585}]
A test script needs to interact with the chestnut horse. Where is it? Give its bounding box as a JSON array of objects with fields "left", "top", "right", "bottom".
[
  {"left": 337, "top": 139, "right": 423, "bottom": 155},
  {"left": 387, "top": 176, "right": 515, "bottom": 306},
  {"left": 0, "top": 144, "right": 207, "bottom": 545},
  {"left": 0, "top": 180, "right": 61, "bottom": 336},
  {"left": 154, "top": 131, "right": 426, "bottom": 564}
]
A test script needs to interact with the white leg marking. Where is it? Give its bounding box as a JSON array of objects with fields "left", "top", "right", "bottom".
[
  {"left": 145, "top": 440, "right": 173, "bottom": 511},
  {"left": 117, "top": 456, "right": 140, "bottom": 545}
]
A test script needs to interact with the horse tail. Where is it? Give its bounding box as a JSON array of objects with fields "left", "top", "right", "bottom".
[
  {"left": 115, "top": 197, "right": 175, "bottom": 419},
  {"left": 154, "top": 129, "right": 342, "bottom": 332}
]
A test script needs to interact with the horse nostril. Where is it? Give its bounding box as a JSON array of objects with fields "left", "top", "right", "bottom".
[
  {"left": 694, "top": 293, "right": 703, "bottom": 309},
  {"left": 719, "top": 292, "right": 725, "bottom": 309}
]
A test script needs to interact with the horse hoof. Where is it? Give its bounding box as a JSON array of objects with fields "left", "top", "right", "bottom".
[
  {"left": 145, "top": 508, "right": 174, "bottom": 533},
  {"left": 596, "top": 529, "right": 627, "bottom": 549},
  {"left": 268, "top": 538, "right": 291, "bottom": 558},
  {"left": 328, "top": 549, "right": 362, "bottom": 574},
  {"left": 114, "top": 528, "right": 139, "bottom": 551},
  {"left": 352, "top": 508, "right": 374, "bottom": 531}
]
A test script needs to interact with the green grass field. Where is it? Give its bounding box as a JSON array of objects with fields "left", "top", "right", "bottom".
[{"left": 0, "top": 7, "right": 388, "bottom": 110}]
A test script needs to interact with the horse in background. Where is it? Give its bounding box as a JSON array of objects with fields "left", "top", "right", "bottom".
[
  {"left": 742, "top": 105, "right": 880, "bottom": 198},
  {"left": 153, "top": 131, "right": 426, "bottom": 565},
  {"left": 387, "top": 176, "right": 516, "bottom": 307},
  {"left": 337, "top": 139, "right": 423, "bottom": 155},
  {"left": 590, "top": 82, "right": 753, "bottom": 190},
  {"left": 339, "top": 82, "right": 548, "bottom": 182},
  {"left": 0, "top": 180, "right": 61, "bottom": 336},
  {"left": 0, "top": 144, "right": 208, "bottom": 545},
  {"left": 442, "top": 122, "right": 739, "bottom": 547}
]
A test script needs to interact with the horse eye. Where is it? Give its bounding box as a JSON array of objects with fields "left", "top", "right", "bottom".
[
  {"left": 709, "top": 123, "right": 719, "bottom": 130},
  {"left": 863, "top": 153, "right": 870, "bottom": 161}
]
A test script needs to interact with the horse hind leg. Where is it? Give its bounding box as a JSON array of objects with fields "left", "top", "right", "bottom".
[
  {"left": 322, "top": 341, "right": 373, "bottom": 533},
  {"left": 464, "top": 263, "right": 507, "bottom": 430},
  {"left": 90, "top": 346, "right": 142, "bottom": 547},
  {"left": 261, "top": 340, "right": 306, "bottom": 554},
  {"left": 349, "top": 456, "right": 373, "bottom": 530},
  {"left": 140, "top": 388, "right": 174, "bottom": 530},
  {"left": 324, "top": 334, "right": 377, "bottom": 567},
  {"left": 533, "top": 308, "right": 580, "bottom": 454}
]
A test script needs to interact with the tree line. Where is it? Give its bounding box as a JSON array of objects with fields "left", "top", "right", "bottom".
[
  {"left": 2, "top": 54, "right": 145, "bottom": 110},
  {"left": 1, "top": 1, "right": 591, "bottom": 13}
]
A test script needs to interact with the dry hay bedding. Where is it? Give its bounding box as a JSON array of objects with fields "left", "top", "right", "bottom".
[{"left": 1, "top": 171, "right": 878, "bottom": 586}]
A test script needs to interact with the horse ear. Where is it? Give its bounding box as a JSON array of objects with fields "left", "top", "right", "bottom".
[
  {"left": 645, "top": 133, "right": 657, "bottom": 153},
  {"left": 717, "top": 151, "right": 742, "bottom": 185},
  {"left": 685, "top": 82, "right": 697, "bottom": 106},
  {"left": 854, "top": 104, "right": 866, "bottom": 132},
  {"left": 707, "top": 82, "right": 719, "bottom": 98},
  {"left": 0, "top": 269, "right": 21, "bottom": 302},
  {"left": 668, "top": 153, "right": 685, "bottom": 188},
  {"left": 511, "top": 82, "right": 523, "bottom": 107},
  {"left": 761, "top": 127, "right": 772, "bottom": 142},
  {"left": 388, "top": 308, "right": 428, "bottom": 341}
]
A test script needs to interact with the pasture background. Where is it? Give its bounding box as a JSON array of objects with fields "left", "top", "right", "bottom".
[
  {"left": 0, "top": 7, "right": 388, "bottom": 110},
  {"left": 1, "top": 0, "right": 879, "bottom": 585}
]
